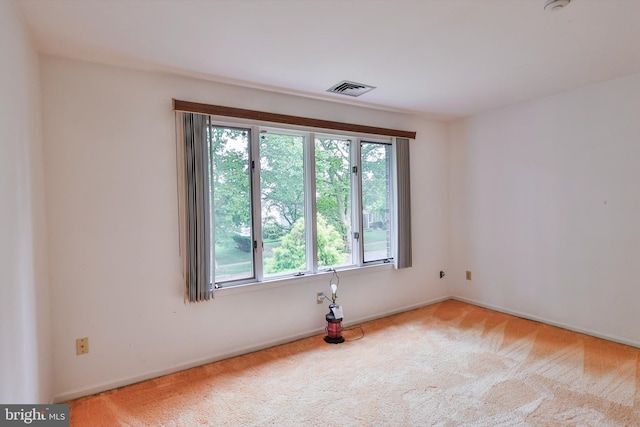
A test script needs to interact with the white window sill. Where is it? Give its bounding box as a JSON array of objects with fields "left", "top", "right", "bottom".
[{"left": 212, "top": 262, "right": 394, "bottom": 298}]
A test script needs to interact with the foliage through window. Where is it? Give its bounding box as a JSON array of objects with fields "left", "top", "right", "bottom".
[{"left": 205, "top": 121, "right": 396, "bottom": 286}]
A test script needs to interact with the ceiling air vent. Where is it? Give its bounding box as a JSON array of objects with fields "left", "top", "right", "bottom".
[{"left": 327, "top": 80, "right": 376, "bottom": 97}]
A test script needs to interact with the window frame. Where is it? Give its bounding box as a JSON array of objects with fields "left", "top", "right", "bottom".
[
  {"left": 206, "top": 123, "right": 258, "bottom": 285},
  {"left": 313, "top": 133, "right": 357, "bottom": 271},
  {"left": 255, "top": 126, "right": 311, "bottom": 281},
  {"left": 359, "top": 139, "right": 395, "bottom": 265},
  {"left": 206, "top": 118, "right": 398, "bottom": 288}
]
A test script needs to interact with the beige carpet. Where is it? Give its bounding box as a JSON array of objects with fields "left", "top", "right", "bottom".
[{"left": 67, "top": 300, "right": 640, "bottom": 426}]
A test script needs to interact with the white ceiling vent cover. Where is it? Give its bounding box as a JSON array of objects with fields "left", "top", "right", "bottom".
[{"left": 327, "top": 80, "right": 376, "bottom": 97}]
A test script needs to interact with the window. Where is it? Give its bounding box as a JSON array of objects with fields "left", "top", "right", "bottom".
[
  {"left": 176, "top": 104, "right": 413, "bottom": 299},
  {"left": 205, "top": 123, "right": 399, "bottom": 286},
  {"left": 361, "top": 141, "right": 393, "bottom": 263},
  {"left": 260, "top": 130, "right": 306, "bottom": 277},
  {"left": 209, "top": 125, "right": 254, "bottom": 283},
  {"left": 314, "top": 136, "right": 353, "bottom": 269}
]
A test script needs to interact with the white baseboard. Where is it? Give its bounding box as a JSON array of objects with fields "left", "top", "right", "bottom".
[
  {"left": 343, "top": 296, "right": 451, "bottom": 328},
  {"left": 53, "top": 326, "right": 323, "bottom": 403},
  {"left": 451, "top": 295, "right": 640, "bottom": 350},
  {"left": 53, "top": 295, "right": 450, "bottom": 403}
]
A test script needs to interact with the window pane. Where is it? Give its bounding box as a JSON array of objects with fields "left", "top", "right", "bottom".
[
  {"left": 361, "top": 142, "right": 392, "bottom": 262},
  {"left": 260, "top": 132, "right": 306, "bottom": 276},
  {"left": 209, "top": 126, "right": 254, "bottom": 282},
  {"left": 315, "top": 137, "right": 352, "bottom": 268}
]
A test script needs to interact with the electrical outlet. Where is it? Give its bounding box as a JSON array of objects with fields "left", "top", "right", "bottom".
[
  {"left": 76, "top": 337, "right": 89, "bottom": 355},
  {"left": 466, "top": 271, "right": 472, "bottom": 281},
  {"left": 317, "top": 292, "right": 324, "bottom": 304}
]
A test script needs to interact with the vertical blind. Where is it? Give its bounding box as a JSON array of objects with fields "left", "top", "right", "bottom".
[
  {"left": 178, "top": 112, "right": 213, "bottom": 302},
  {"left": 395, "top": 138, "right": 412, "bottom": 269}
]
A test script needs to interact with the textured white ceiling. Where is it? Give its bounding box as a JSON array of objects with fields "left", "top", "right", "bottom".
[{"left": 17, "top": 0, "right": 640, "bottom": 119}]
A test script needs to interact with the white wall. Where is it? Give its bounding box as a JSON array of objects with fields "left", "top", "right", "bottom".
[
  {"left": 449, "top": 71, "right": 640, "bottom": 346},
  {"left": 0, "top": 1, "right": 51, "bottom": 404},
  {"left": 41, "top": 57, "right": 450, "bottom": 401}
]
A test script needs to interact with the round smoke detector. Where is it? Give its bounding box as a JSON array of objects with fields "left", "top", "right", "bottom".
[{"left": 544, "top": 0, "right": 571, "bottom": 11}]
